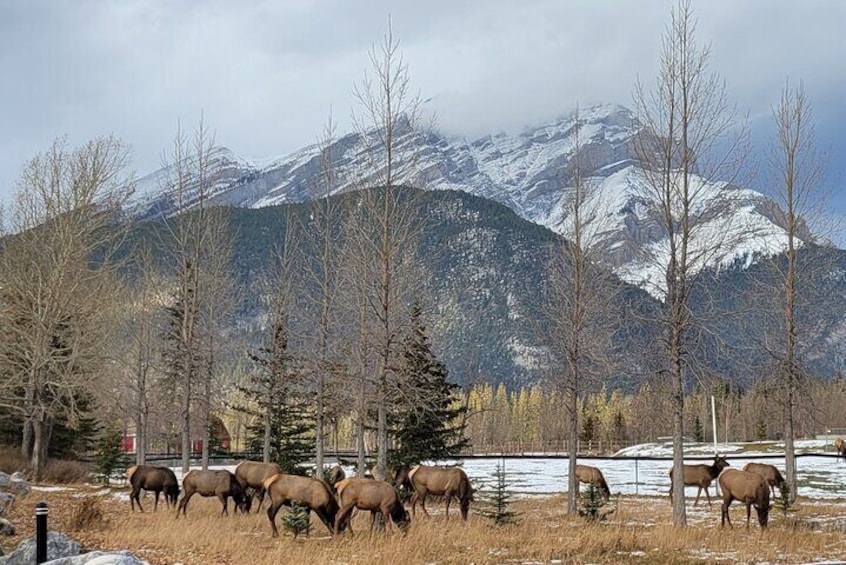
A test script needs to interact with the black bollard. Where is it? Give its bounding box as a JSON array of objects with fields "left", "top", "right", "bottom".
[{"left": 35, "top": 501, "right": 48, "bottom": 564}]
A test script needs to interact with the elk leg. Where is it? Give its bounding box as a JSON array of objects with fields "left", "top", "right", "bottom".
[
  {"left": 444, "top": 493, "right": 452, "bottom": 521},
  {"left": 745, "top": 502, "right": 752, "bottom": 530},
  {"left": 153, "top": 490, "right": 160, "bottom": 512},
  {"left": 315, "top": 507, "right": 335, "bottom": 536},
  {"left": 267, "top": 502, "right": 283, "bottom": 538},
  {"left": 176, "top": 492, "right": 193, "bottom": 517},
  {"left": 219, "top": 494, "right": 229, "bottom": 516},
  {"left": 130, "top": 487, "right": 142, "bottom": 512},
  {"left": 693, "top": 486, "right": 702, "bottom": 506},
  {"left": 409, "top": 492, "right": 419, "bottom": 517},
  {"left": 704, "top": 486, "right": 712, "bottom": 508},
  {"left": 721, "top": 499, "right": 733, "bottom": 529},
  {"left": 256, "top": 487, "right": 266, "bottom": 512},
  {"left": 381, "top": 505, "right": 393, "bottom": 534},
  {"left": 419, "top": 490, "right": 430, "bottom": 516},
  {"left": 335, "top": 504, "right": 354, "bottom": 535}
]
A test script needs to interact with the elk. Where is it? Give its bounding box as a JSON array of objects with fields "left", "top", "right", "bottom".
[
  {"left": 668, "top": 455, "right": 730, "bottom": 508},
  {"left": 741, "top": 462, "right": 785, "bottom": 497},
  {"left": 718, "top": 468, "right": 770, "bottom": 530}
]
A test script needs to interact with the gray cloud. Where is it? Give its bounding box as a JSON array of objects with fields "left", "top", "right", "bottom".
[{"left": 1, "top": 0, "right": 844, "bottom": 207}]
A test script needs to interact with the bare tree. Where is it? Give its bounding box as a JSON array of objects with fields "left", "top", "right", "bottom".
[
  {"left": 348, "top": 18, "right": 427, "bottom": 480},
  {"left": 158, "top": 118, "right": 233, "bottom": 472},
  {"left": 299, "top": 113, "right": 343, "bottom": 476},
  {"left": 760, "top": 81, "right": 829, "bottom": 503},
  {"left": 122, "top": 243, "right": 168, "bottom": 465},
  {"left": 0, "top": 136, "right": 133, "bottom": 478},
  {"left": 543, "top": 108, "right": 619, "bottom": 515},
  {"left": 632, "top": 0, "right": 747, "bottom": 526}
]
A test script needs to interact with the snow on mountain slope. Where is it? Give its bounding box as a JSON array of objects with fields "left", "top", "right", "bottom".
[{"left": 130, "top": 104, "right": 803, "bottom": 296}]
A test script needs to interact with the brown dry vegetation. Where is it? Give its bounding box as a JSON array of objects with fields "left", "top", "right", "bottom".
[{"left": 3, "top": 484, "right": 846, "bottom": 564}]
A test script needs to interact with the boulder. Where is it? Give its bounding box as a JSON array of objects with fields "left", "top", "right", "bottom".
[
  {"left": 0, "top": 531, "right": 80, "bottom": 564},
  {"left": 44, "top": 550, "right": 149, "bottom": 565},
  {"left": 0, "top": 519, "right": 13, "bottom": 536}
]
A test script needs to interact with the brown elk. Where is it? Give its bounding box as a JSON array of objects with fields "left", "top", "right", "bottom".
[
  {"left": 234, "top": 461, "right": 281, "bottom": 512},
  {"left": 263, "top": 473, "right": 339, "bottom": 537},
  {"left": 176, "top": 470, "right": 250, "bottom": 517},
  {"left": 742, "top": 462, "right": 785, "bottom": 497},
  {"left": 326, "top": 465, "right": 346, "bottom": 490},
  {"left": 718, "top": 468, "right": 770, "bottom": 529},
  {"left": 574, "top": 464, "right": 611, "bottom": 501},
  {"left": 396, "top": 464, "right": 473, "bottom": 521},
  {"left": 128, "top": 465, "right": 180, "bottom": 512},
  {"left": 334, "top": 477, "right": 409, "bottom": 534},
  {"left": 835, "top": 438, "right": 846, "bottom": 461},
  {"left": 668, "top": 455, "right": 730, "bottom": 507}
]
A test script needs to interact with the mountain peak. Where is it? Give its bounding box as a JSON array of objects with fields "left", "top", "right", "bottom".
[{"left": 130, "top": 103, "right": 802, "bottom": 295}]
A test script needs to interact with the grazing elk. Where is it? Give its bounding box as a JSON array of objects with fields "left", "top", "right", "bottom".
[
  {"left": 574, "top": 464, "right": 611, "bottom": 501},
  {"left": 334, "top": 477, "right": 409, "bottom": 535},
  {"left": 396, "top": 464, "right": 473, "bottom": 521},
  {"left": 835, "top": 438, "right": 846, "bottom": 461},
  {"left": 327, "top": 465, "right": 346, "bottom": 491},
  {"left": 669, "top": 455, "right": 730, "bottom": 508},
  {"left": 234, "top": 461, "right": 281, "bottom": 512},
  {"left": 176, "top": 470, "right": 250, "bottom": 517},
  {"left": 718, "top": 468, "right": 770, "bottom": 530},
  {"left": 742, "top": 462, "right": 785, "bottom": 497},
  {"left": 128, "top": 465, "right": 180, "bottom": 512},
  {"left": 263, "top": 473, "right": 340, "bottom": 537}
]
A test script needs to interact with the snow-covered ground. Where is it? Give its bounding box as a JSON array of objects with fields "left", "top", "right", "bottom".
[{"left": 159, "top": 439, "right": 846, "bottom": 501}]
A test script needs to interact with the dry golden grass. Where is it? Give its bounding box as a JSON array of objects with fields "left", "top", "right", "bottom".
[{"left": 3, "top": 487, "right": 846, "bottom": 564}]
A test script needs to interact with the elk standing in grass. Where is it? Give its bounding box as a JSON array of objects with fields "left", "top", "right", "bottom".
[
  {"left": 263, "top": 473, "right": 339, "bottom": 537},
  {"left": 334, "top": 477, "right": 409, "bottom": 535},
  {"left": 742, "top": 462, "right": 785, "bottom": 497},
  {"left": 668, "top": 455, "right": 730, "bottom": 508},
  {"left": 718, "top": 468, "right": 770, "bottom": 529},
  {"left": 574, "top": 465, "right": 611, "bottom": 501},
  {"left": 234, "top": 461, "right": 281, "bottom": 512},
  {"left": 396, "top": 464, "right": 473, "bottom": 521},
  {"left": 128, "top": 465, "right": 180, "bottom": 512},
  {"left": 176, "top": 470, "right": 250, "bottom": 517}
]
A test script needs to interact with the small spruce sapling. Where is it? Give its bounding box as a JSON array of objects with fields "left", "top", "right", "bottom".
[
  {"left": 477, "top": 463, "right": 521, "bottom": 526},
  {"left": 578, "top": 481, "right": 615, "bottom": 522},
  {"left": 94, "top": 430, "right": 129, "bottom": 485},
  {"left": 282, "top": 502, "right": 312, "bottom": 538}
]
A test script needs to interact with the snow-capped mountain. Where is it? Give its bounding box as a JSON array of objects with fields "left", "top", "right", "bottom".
[{"left": 132, "top": 103, "right": 806, "bottom": 296}]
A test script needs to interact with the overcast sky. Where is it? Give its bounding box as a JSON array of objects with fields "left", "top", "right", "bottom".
[{"left": 1, "top": 0, "right": 844, "bottom": 215}]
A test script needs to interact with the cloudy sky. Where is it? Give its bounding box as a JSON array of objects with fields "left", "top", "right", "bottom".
[{"left": 1, "top": 0, "right": 844, "bottom": 215}]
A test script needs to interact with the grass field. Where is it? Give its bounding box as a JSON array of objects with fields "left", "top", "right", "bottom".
[{"left": 3, "top": 484, "right": 846, "bottom": 564}]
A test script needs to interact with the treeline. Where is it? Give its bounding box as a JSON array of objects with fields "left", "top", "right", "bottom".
[{"left": 454, "top": 377, "right": 846, "bottom": 454}]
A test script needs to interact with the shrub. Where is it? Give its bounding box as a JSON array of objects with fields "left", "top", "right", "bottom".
[
  {"left": 68, "top": 497, "right": 107, "bottom": 531},
  {"left": 44, "top": 459, "right": 92, "bottom": 484}
]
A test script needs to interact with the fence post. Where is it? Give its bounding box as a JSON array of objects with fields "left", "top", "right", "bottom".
[
  {"left": 634, "top": 458, "right": 639, "bottom": 495},
  {"left": 35, "top": 501, "right": 48, "bottom": 564}
]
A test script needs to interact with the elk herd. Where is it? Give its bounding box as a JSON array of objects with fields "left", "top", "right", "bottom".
[
  {"left": 125, "top": 462, "right": 472, "bottom": 537},
  {"left": 126, "top": 444, "right": 836, "bottom": 537}
]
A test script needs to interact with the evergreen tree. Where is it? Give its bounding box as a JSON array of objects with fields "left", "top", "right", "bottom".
[
  {"left": 282, "top": 502, "right": 312, "bottom": 538},
  {"left": 94, "top": 429, "right": 129, "bottom": 485},
  {"left": 580, "top": 404, "right": 596, "bottom": 444},
  {"left": 476, "top": 463, "right": 521, "bottom": 526},
  {"left": 235, "top": 310, "right": 314, "bottom": 474},
  {"left": 578, "top": 481, "right": 616, "bottom": 522},
  {"left": 692, "top": 415, "right": 704, "bottom": 443},
  {"left": 389, "top": 301, "right": 469, "bottom": 468}
]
